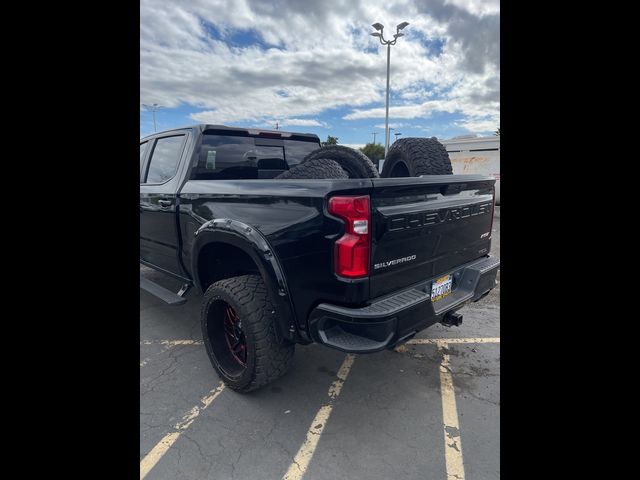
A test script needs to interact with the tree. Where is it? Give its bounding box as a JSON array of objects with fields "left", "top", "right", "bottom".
[
  {"left": 360, "top": 142, "right": 385, "bottom": 163},
  {"left": 321, "top": 135, "right": 339, "bottom": 146},
  {"left": 494, "top": 128, "right": 500, "bottom": 136}
]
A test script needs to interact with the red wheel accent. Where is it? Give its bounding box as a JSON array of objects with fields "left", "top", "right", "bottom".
[{"left": 223, "top": 305, "right": 247, "bottom": 367}]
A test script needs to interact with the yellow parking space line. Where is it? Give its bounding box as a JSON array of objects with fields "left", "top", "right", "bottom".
[
  {"left": 139, "top": 382, "right": 226, "bottom": 479},
  {"left": 140, "top": 339, "right": 203, "bottom": 346},
  {"left": 282, "top": 354, "right": 356, "bottom": 480},
  {"left": 139, "top": 340, "right": 203, "bottom": 369},
  {"left": 408, "top": 337, "right": 500, "bottom": 346},
  {"left": 439, "top": 344, "right": 465, "bottom": 480},
  {"left": 140, "top": 338, "right": 500, "bottom": 348},
  {"left": 406, "top": 337, "right": 499, "bottom": 478}
]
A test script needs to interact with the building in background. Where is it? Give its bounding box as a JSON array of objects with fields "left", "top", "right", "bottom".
[{"left": 440, "top": 135, "right": 500, "bottom": 205}]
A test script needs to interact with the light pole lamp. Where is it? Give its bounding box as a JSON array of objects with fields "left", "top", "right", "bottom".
[
  {"left": 394, "top": 132, "right": 402, "bottom": 142},
  {"left": 142, "top": 103, "right": 164, "bottom": 132},
  {"left": 371, "top": 21, "right": 409, "bottom": 157}
]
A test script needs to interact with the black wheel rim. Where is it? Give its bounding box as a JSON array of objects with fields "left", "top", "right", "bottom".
[
  {"left": 223, "top": 305, "right": 247, "bottom": 367},
  {"left": 205, "top": 299, "right": 249, "bottom": 377}
]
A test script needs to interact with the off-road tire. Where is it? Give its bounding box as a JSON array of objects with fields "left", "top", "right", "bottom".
[
  {"left": 302, "top": 145, "right": 380, "bottom": 178},
  {"left": 201, "top": 274, "right": 294, "bottom": 392},
  {"left": 381, "top": 137, "right": 453, "bottom": 177},
  {"left": 276, "top": 158, "right": 348, "bottom": 179}
]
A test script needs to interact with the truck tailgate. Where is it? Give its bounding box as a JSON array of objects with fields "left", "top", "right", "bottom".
[{"left": 370, "top": 175, "right": 495, "bottom": 298}]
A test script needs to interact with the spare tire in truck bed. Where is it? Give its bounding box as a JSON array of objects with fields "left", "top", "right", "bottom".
[
  {"left": 301, "top": 145, "right": 380, "bottom": 179},
  {"left": 275, "top": 158, "right": 349, "bottom": 179},
  {"left": 381, "top": 137, "right": 453, "bottom": 177}
]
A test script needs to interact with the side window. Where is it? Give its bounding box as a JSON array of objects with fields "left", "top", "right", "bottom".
[
  {"left": 140, "top": 141, "right": 148, "bottom": 178},
  {"left": 144, "top": 135, "right": 185, "bottom": 184}
]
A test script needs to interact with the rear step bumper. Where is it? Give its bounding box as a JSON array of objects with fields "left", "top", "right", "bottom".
[{"left": 308, "top": 255, "right": 499, "bottom": 353}]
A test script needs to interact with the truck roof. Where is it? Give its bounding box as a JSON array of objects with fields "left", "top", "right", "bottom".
[{"left": 140, "top": 124, "right": 320, "bottom": 142}]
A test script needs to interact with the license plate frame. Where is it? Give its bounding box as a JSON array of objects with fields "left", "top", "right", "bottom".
[{"left": 431, "top": 274, "right": 453, "bottom": 302}]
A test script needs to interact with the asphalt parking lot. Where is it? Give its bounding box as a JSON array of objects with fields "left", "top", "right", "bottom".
[{"left": 140, "top": 207, "right": 500, "bottom": 480}]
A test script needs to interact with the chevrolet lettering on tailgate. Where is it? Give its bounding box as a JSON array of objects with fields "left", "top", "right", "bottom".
[{"left": 387, "top": 202, "right": 493, "bottom": 232}]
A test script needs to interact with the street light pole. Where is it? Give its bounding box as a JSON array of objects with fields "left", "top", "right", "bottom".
[
  {"left": 371, "top": 21, "right": 409, "bottom": 157},
  {"left": 142, "top": 103, "right": 164, "bottom": 132},
  {"left": 385, "top": 42, "right": 391, "bottom": 155},
  {"left": 372, "top": 132, "right": 377, "bottom": 144}
]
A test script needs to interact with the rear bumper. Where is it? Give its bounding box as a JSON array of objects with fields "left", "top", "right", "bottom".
[{"left": 308, "top": 255, "right": 500, "bottom": 353}]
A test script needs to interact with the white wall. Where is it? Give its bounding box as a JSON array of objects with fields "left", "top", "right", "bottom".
[{"left": 441, "top": 136, "right": 500, "bottom": 205}]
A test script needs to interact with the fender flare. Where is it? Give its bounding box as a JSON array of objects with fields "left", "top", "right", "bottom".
[{"left": 191, "top": 219, "right": 301, "bottom": 342}]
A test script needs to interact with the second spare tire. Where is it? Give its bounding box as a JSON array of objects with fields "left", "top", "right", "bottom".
[
  {"left": 381, "top": 137, "right": 453, "bottom": 177},
  {"left": 302, "top": 145, "right": 380, "bottom": 179},
  {"left": 276, "top": 158, "right": 348, "bottom": 179}
]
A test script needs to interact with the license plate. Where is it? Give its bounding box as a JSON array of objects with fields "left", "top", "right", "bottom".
[{"left": 431, "top": 275, "right": 452, "bottom": 302}]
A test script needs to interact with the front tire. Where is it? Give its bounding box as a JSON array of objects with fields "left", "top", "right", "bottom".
[{"left": 201, "top": 274, "right": 294, "bottom": 392}]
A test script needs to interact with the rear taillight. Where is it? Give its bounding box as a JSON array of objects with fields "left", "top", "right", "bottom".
[{"left": 328, "top": 195, "right": 371, "bottom": 278}]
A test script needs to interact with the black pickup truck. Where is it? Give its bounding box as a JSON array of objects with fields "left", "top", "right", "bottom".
[{"left": 140, "top": 124, "right": 499, "bottom": 392}]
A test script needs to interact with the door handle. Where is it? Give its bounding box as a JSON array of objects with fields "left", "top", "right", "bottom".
[{"left": 158, "top": 199, "right": 172, "bottom": 207}]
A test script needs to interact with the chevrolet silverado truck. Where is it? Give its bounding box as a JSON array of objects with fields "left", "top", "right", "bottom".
[{"left": 140, "top": 124, "right": 500, "bottom": 392}]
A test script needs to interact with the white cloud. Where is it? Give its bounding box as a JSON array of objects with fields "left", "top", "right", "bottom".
[
  {"left": 190, "top": 112, "right": 327, "bottom": 128},
  {"left": 344, "top": 99, "right": 460, "bottom": 120},
  {"left": 454, "top": 115, "right": 500, "bottom": 135},
  {"left": 140, "top": 0, "right": 499, "bottom": 132},
  {"left": 373, "top": 122, "right": 417, "bottom": 129},
  {"left": 444, "top": 0, "right": 500, "bottom": 17},
  {"left": 278, "top": 118, "right": 327, "bottom": 127}
]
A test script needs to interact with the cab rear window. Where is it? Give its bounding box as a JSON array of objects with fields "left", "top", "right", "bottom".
[{"left": 191, "top": 134, "right": 319, "bottom": 180}]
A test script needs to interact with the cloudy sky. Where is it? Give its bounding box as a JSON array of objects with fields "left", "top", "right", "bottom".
[{"left": 140, "top": 0, "right": 499, "bottom": 146}]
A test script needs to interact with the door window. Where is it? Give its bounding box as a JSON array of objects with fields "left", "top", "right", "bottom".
[
  {"left": 140, "top": 141, "right": 148, "bottom": 178},
  {"left": 144, "top": 135, "right": 185, "bottom": 184}
]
